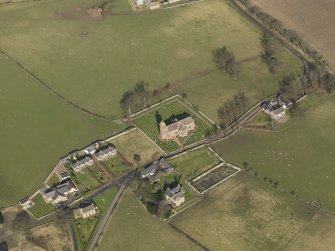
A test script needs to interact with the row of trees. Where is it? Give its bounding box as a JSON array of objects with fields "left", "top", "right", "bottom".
[
  {"left": 217, "top": 91, "right": 249, "bottom": 127},
  {"left": 212, "top": 46, "right": 240, "bottom": 79},
  {"left": 260, "top": 31, "right": 279, "bottom": 74},
  {"left": 238, "top": 0, "right": 322, "bottom": 61}
]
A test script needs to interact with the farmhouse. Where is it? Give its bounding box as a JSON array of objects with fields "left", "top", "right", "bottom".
[
  {"left": 70, "top": 155, "right": 93, "bottom": 172},
  {"left": 95, "top": 144, "right": 117, "bottom": 161},
  {"left": 262, "top": 99, "right": 286, "bottom": 120},
  {"left": 165, "top": 184, "right": 185, "bottom": 207},
  {"left": 42, "top": 180, "right": 78, "bottom": 204},
  {"left": 141, "top": 162, "right": 158, "bottom": 178},
  {"left": 73, "top": 203, "right": 98, "bottom": 219},
  {"left": 159, "top": 117, "right": 195, "bottom": 141}
]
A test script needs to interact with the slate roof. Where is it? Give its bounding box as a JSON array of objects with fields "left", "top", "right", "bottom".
[
  {"left": 272, "top": 106, "right": 285, "bottom": 115},
  {"left": 81, "top": 204, "right": 96, "bottom": 213},
  {"left": 141, "top": 162, "right": 158, "bottom": 177},
  {"left": 165, "top": 184, "right": 185, "bottom": 202},
  {"left": 95, "top": 144, "right": 116, "bottom": 158},
  {"left": 71, "top": 155, "right": 93, "bottom": 169},
  {"left": 166, "top": 117, "right": 194, "bottom": 132}
]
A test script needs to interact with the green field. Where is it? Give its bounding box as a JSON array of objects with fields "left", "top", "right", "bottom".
[
  {"left": 74, "top": 214, "right": 99, "bottom": 249},
  {"left": 134, "top": 99, "right": 212, "bottom": 152},
  {"left": 212, "top": 95, "right": 335, "bottom": 211},
  {"left": 0, "top": 55, "right": 122, "bottom": 207},
  {"left": 0, "top": 0, "right": 301, "bottom": 120},
  {"left": 0, "top": 0, "right": 302, "bottom": 207},
  {"left": 110, "top": 129, "right": 163, "bottom": 165},
  {"left": 28, "top": 194, "right": 55, "bottom": 219},
  {"left": 103, "top": 155, "right": 128, "bottom": 178},
  {"left": 71, "top": 168, "right": 101, "bottom": 195},
  {"left": 170, "top": 173, "right": 316, "bottom": 251},
  {"left": 97, "top": 189, "right": 202, "bottom": 251},
  {"left": 93, "top": 187, "right": 118, "bottom": 213},
  {"left": 169, "top": 147, "right": 222, "bottom": 180}
]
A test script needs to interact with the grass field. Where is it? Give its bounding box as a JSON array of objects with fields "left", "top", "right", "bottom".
[
  {"left": 93, "top": 187, "right": 118, "bottom": 213},
  {"left": 212, "top": 94, "right": 335, "bottom": 212},
  {"left": 286, "top": 210, "right": 335, "bottom": 251},
  {"left": 0, "top": 0, "right": 302, "bottom": 207},
  {"left": 103, "top": 155, "right": 128, "bottom": 177},
  {"left": 28, "top": 194, "right": 55, "bottom": 219},
  {"left": 97, "top": 189, "right": 202, "bottom": 251},
  {"left": 0, "top": 0, "right": 301, "bottom": 120},
  {"left": 0, "top": 54, "right": 123, "bottom": 207},
  {"left": 170, "top": 172, "right": 316, "bottom": 251},
  {"left": 134, "top": 100, "right": 212, "bottom": 152},
  {"left": 169, "top": 147, "right": 222, "bottom": 180},
  {"left": 110, "top": 129, "right": 163, "bottom": 165},
  {"left": 250, "top": 0, "right": 335, "bottom": 70},
  {"left": 46, "top": 173, "right": 60, "bottom": 187}
]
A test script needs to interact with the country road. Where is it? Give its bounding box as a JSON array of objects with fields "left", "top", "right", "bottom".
[{"left": 87, "top": 183, "right": 127, "bottom": 251}]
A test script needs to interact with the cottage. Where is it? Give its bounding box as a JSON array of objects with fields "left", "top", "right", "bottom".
[
  {"left": 165, "top": 184, "right": 185, "bottom": 207},
  {"left": 42, "top": 180, "right": 78, "bottom": 204},
  {"left": 159, "top": 158, "right": 173, "bottom": 174},
  {"left": 262, "top": 99, "right": 286, "bottom": 120},
  {"left": 84, "top": 144, "right": 98, "bottom": 155},
  {"left": 19, "top": 197, "right": 34, "bottom": 209},
  {"left": 141, "top": 162, "right": 158, "bottom": 178},
  {"left": 70, "top": 155, "right": 93, "bottom": 172},
  {"left": 80, "top": 204, "right": 98, "bottom": 218},
  {"left": 95, "top": 144, "right": 116, "bottom": 161},
  {"left": 160, "top": 116, "right": 195, "bottom": 141}
]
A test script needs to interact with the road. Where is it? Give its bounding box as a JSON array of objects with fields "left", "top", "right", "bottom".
[{"left": 87, "top": 183, "right": 127, "bottom": 251}]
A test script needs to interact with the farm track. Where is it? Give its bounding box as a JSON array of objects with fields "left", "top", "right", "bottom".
[{"left": 0, "top": 49, "right": 111, "bottom": 121}]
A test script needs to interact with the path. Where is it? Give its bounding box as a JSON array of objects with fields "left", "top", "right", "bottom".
[{"left": 87, "top": 183, "right": 128, "bottom": 251}]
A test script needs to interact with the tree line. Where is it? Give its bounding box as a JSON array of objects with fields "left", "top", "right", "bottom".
[
  {"left": 260, "top": 31, "right": 279, "bottom": 74},
  {"left": 217, "top": 91, "right": 249, "bottom": 127},
  {"left": 238, "top": 0, "right": 322, "bottom": 61},
  {"left": 212, "top": 46, "right": 240, "bottom": 79}
]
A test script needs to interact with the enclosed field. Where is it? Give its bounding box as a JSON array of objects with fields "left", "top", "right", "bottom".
[
  {"left": 97, "top": 189, "right": 202, "bottom": 251},
  {"left": 134, "top": 99, "right": 212, "bottom": 152},
  {"left": 212, "top": 95, "right": 335, "bottom": 212},
  {"left": 169, "top": 147, "right": 222, "bottom": 180},
  {"left": 109, "top": 129, "right": 163, "bottom": 165},
  {"left": 170, "top": 173, "right": 317, "bottom": 251},
  {"left": 250, "top": 0, "right": 335, "bottom": 70},
  {"left": 28, "top": 194, "right": 55, "bottom": 219}
]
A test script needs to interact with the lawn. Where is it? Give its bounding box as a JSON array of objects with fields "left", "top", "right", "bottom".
[
  {"left": 169, "top": 147, "right": 222, "bottom": 180},
  {"left": 46, "top": 173, "right": 60, "bottom": 187},
  {"left": 93, "top": 187, "right": 118, "bottom": 213},
  {"left": 97, "top": 189, "right": 202, "bottom": 251},
  {"left": 28, "top": 194, "right": 55, "bottom": 219},
  {"left": 103, "top": 155, "right": 128, "bottom": 178},
  {"left": 134, "top": 99, "right": 212, "bottom": 152},
  {"left": 286, "top": 210, "right": 335, "bottom": 251},
  {"left": 71, "top": 168, "right": 101, "bottom": 195},
  {"left": 170, "top": 172, "right": 317, "bottom": 251},
  {"left": 212, "top": 94, "right": 335, "bottom": 212},
  {"left": 87, "top": 165, "right": 109, "bottom": 184},
  {"left": 0, "top": 0, "right": 301, "bottom": 121},
  {"left": 0, "top": 54, "right": 124, "bottom": 207},
  {"left": 74, "top": 214, "right": 99, "bottom": 249},
  {"left": 110, "top": 129, "right": 163, "bottom": 165}
]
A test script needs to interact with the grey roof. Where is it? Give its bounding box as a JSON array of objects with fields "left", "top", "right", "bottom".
[
  {"left": 159, "top": 158, "right": 172, "bottom": 171},
  {"left": 71, "top": 155, "right": 93, "bottom": 169},
  {"left": 141, "top": 162, "right": 158, "bottom": 177},
  {"left": 20, "top": 197, "right": 29, "bottom": 204},
  {"left": 273, "top": 106, "right": 285, "bottom": 115},
  {"left": 166, "top": 117, "right": 193, "bottom": 132},
  {"left": 56, "top": 180, "right": 75, "bottom": 195},
  {"left": 95, "top": 145, "right": 116, "bottom": 158},
  {"left": 165, "top": 184, "right": 183, "bottom": 197},
  {"left": 44, "top": 190, "right": 57, "bottom": 200},
  {"left": 60, "top": 172, "right": 70, "bottom": 179},
  {"left": 81, "top": 204, "right": 96, "bottom": 213}
]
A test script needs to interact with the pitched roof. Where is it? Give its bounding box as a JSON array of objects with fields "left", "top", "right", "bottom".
[
  {"left": 166, "top": 117, "right": 194, "bottom": 132},
  {"left": 159, "top": 158, "right": 172, "bottom": 170},
  {"left": 273, "top": 106, "right": 285, "bottom": 115},
  {"left": 165, "top": 184, "right": 183, "bottom": 197},
  {"left": 81, "top": 204, "right": 96, "bottom": 213},
  {"left": 141, "top": 162, "right": 158, "bottom": 176},
  {"left": 71, "top": 155, "right": 93, "bottom": 169},
  {"left": 95, "top": 144, "right": 116, "bottom": 158}
]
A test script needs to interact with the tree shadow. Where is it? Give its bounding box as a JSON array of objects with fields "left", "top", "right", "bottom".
[
  {"left": 164, "top": 112, "right": 190, "bottom": 125},
  {"left": 155, "top": 111, "right": 162, "bottom": 131}
]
